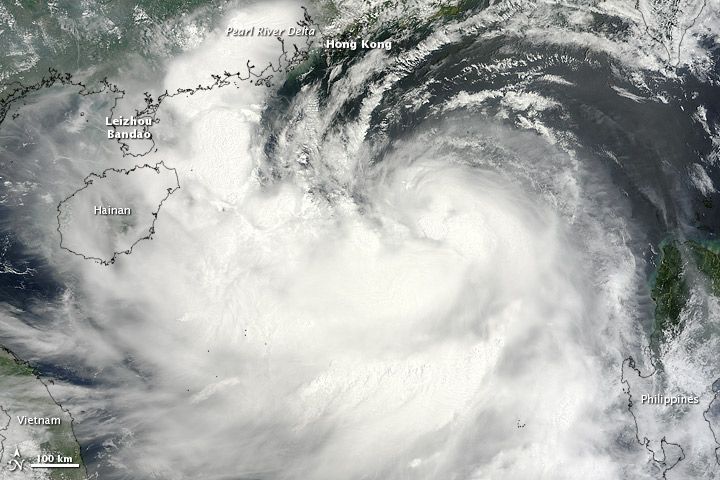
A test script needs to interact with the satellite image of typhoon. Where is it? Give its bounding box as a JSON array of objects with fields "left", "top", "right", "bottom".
[{"left": 0, "top": 0, "right": 720, "bottom": 478}]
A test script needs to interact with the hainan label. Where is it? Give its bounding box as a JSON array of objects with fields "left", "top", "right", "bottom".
[{"left": 94, "top": 206, "right": 132, "bottom": 215}]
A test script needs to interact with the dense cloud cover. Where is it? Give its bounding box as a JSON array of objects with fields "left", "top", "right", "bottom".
[{"left": 1, "top": 0, "right": 720, "bottom": 478}]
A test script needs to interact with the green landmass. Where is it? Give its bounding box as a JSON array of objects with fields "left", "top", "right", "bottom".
[
  {"left": 650, "top": 241, "right": 688, "bottom": 342},
  {"left": 431, "top": 0, "right": 487, "bottom": 19},
  {"left": 688, "top": 240, "right": 720, "bottom": 296},
  {"left": 0, "top": 348, "right": 86, "bottom": 480},
  {"left": 649, "top": 239, "right": 720, "bottom": 345},
  {"left": 0, "top": 351, "right": 35, "bottom": 377},
  {"left": 1, "top": 0, "right": 225, "bottom": 86}
]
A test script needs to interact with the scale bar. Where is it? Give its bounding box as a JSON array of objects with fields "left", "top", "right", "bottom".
[{"left": 30, "top": 463, "right": 80, "bottom": 468}]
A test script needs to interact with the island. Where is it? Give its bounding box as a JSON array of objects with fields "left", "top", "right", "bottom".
[{"left": 57, "top": 162, "right": 180, "bottom": 265}]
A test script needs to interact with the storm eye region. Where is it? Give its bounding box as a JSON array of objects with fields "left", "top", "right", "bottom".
[{"left": 233, "top": 157, "right": 605, "bottom": 478}]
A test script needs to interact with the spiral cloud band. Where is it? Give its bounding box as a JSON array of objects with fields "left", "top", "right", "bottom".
[{"left": 0, "top": 0, "right": 719, "bottom": 478}]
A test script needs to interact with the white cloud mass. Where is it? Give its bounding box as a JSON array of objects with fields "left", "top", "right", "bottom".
[{"left": 1, "top": 0, "right": 719, "bottom": 479}]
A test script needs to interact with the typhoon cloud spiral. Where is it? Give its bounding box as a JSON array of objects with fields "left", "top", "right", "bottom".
[{"left": 0, "top": 0, "right": 719, "bottom": 479}]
